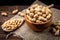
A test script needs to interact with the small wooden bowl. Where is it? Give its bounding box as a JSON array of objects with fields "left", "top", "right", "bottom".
[{"left": 24, "top": 14, "right": 52, "bottom": 32}]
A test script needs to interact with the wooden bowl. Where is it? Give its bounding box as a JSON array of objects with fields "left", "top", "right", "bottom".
[{"left": 24, "top": 14, "right": 52, "bottom": 32}]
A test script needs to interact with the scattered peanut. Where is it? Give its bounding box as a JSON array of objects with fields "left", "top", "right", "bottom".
[
  {"left": 1, "top": 12, "right": 8, "bottom": 16},
  {"left": 51, "top": 21, "right": 60, "bottom": 36},
  {"left": 12, "top": 9, "right": 18, "bottom": 14},
  {"left": 54, "top": 30, "right": 60, "bottom": 36},
  {"left": 56, "top": 26, "right": 60, "bottom": 30},
  {"left": 18, "top": 12, "right": 25, "bottom": 17}
]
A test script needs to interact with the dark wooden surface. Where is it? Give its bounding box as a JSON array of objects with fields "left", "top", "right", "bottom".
[{"left": 0, "top": 6, "right": 28, "bottom": 40}]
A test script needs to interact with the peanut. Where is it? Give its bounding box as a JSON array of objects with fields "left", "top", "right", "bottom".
[
  {"left": 18, "top": 12, "right": 25, "bottom": 17},
  {"left": 34, "top": 7, "right": 41, "bottom": 11},
  {"left": 26, "top": 15, "right": 32, "bottom": 21},
  {"left": 12, "top": 9, "right": 18, "bottom": 14},
  {"left": 46, "top": 14, "right": 51, "bottom": 19},
  {"left": 54, "top": 30, "right": 60, "bottom": 36},
  {"left": 37, "top": 12, "right": 42, "bottom": 16},
  {"left": 1, "top": 12, "right": 8, "bottom": 16},
  {"left": 51, "top": 21, "right": 60, "bottom": 36},
  {"left": 31, "top": 18, "right": 36, "bottom": 22},
  {"left": 46, "top": 8, "right": 49, "bottom": 15},
  {"left": 26, "top": 9, "right": 30, "bottom": 14},
  {"left": 36, "top": 20, "right": 43, "bottom": 23},
  {"left": 38, "top": 16, "right": 47, "bottom": 22},
  {"left": 31, "top": 4, "right": 39, "bottom": 8},
  {"left": 56, "top": 26, "right": 60, "bottom": 30},
  {"left": 29, "top": 8, "right": 34, "bottom": 13},
  {"left": 42, "top": 14, "right": 46, "bottom": 18},
  {"left": 34, "top": 14, "right": 38, "bottom": 18},
  {"left": 29, "top": 13, "right": 34, "bottom": 17},
  {"left": 42, "top": 7, "right": 46, "bottom": 13}
]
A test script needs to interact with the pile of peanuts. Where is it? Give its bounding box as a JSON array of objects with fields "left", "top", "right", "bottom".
[
  {"left": 52, "top": 21, "right": 60, "bottom": 36},
  {"left": 26, "top": 4, "right": 52, "bottom": 23},
  {"left": 1, "top": 18, "right": 21, "bottom": 32}
]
